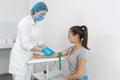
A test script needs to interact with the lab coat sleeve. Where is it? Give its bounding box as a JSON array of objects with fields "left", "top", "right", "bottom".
[
  {"left": 18, "top": 21, "right": 35, "bottom": 51},
  {"left": 38, "top": 41, "right": 43, "bottom": 46},
  {"left": 37, "top": 26, "right": 43, "bottom": 46}
]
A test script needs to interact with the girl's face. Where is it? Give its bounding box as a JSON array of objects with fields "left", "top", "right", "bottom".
[{"left": 68, "top": 31, "right": 76, "bottom": 43}]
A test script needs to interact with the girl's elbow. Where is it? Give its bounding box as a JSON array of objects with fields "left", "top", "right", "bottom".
[{"left": 75, "top": 73, "right": 83, "bottom": 79}]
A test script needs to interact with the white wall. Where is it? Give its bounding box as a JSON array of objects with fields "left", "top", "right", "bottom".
[
  {"left": 0, "top": 0, "right": 28, "bottom": 74},
  {"left": 0, "top": 0, "right": 119, "bottom": 80},
  {"left": 0, "top": 0, "right": 28, "bottom": 22},
  {"left": 40, "top": 0, "right": 120, "bottom": 80}
]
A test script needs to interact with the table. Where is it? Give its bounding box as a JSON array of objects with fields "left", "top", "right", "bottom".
[{"left": 27, "top": 57, "right": 66, "bottom": 80}]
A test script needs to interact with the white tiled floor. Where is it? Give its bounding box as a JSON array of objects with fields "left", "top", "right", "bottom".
[
  {"left": 0, "top": 73, "right": 38, "bottom": 80},
  {"left": 0, "top": 73, "right": 13, "bottom": 80}
]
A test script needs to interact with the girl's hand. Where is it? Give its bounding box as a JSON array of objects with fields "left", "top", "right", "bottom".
[
  {"left": 34, "top": 53, "right": 59, "bottom": 59},
  {"left": 33, "top": 54, "right": 45, "bottom": 58},
  {"left": 33, "top": 54, "right": 40, "bottom": 58}
]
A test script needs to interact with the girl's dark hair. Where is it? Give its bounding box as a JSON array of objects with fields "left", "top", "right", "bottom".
[{"left": 70, "top": 25, "right": 90, "bottom": 50}]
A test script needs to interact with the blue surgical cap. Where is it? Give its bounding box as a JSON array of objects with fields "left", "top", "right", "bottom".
[{"left": 31, "top": 2, "right": 48, "bottom": 14}]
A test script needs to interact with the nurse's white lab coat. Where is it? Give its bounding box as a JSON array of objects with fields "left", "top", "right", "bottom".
[{"left": 9, "top": 15, "right": 43, "bottom": 75}]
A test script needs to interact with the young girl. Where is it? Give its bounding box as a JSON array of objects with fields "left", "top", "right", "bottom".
[{"left": 34, "top": 25, "right": 89, "bottom": 80}]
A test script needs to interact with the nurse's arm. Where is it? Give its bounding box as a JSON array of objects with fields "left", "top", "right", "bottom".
[
  {"left": 39, "top": 44, "right": 46, "bottom": 48},
  {"left": 31, "top": 44, "right": 46, "bottom": 52},
  {"left": 31, "top": 46, "right": 42, "bottom": 52}
]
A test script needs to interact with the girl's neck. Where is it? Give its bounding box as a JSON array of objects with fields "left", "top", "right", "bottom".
[
  {"left": 74, "top": 42, "right": 82, "bottom": 49},
  {"left": 70, "top": 42, "right": 82, "bottom": 55}
]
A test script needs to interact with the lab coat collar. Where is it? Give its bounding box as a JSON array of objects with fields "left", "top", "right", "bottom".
[{"left": 28, "top": 15, "right": 35, "bottom": 25}]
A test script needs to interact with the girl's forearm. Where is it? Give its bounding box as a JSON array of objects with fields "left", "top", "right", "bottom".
[{"left": 35, "top": 53, "right": 58, "bottom": 58}]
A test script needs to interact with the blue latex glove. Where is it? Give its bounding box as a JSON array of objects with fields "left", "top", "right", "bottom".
[{"left": 42, "top": 47, "right": 55, "bottom": 56}]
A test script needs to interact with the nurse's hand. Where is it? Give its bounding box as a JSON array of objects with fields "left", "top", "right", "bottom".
[
  {"left": 39, "top": 44, "right": 46, "bottom": 48},
  {"left": 41, "top": 47, "right": 55, "bottom": 56}
]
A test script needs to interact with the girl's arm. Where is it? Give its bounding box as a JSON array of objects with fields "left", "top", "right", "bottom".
[
  {"left": 60, "top": 58, "right": 87, "bottom": 80},
  {"left": 34, "top": 48, "right": 69, "bottom": 58}
]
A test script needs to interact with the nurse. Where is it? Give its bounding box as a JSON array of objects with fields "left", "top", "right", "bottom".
[{"left": 9, "top": 2, "right": 53, "bottom": 80}]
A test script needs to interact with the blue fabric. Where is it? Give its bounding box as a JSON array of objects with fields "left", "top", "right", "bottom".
[
  {"left": 77, "top": 75, "right": 89, "bottom": 80},
  {"left": 42, "top": 47, "right": 55, "bottom": 56},
  {"left": 31, "top": 2, "right": 48, "bottom": 14},
  {"left": 35, "top": 15, "right": 44, "bottom": 21},
  {"left": 49, "top": 78, "right": 66, "bottom": 80},
  {"left": 49, "top": 75, "right": 88, "bottom": 80}
]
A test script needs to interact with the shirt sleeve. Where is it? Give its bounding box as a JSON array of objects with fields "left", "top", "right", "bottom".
[
  {"left": 37, "top": 41, "right": 43, "bottom": 46},
  {"left": 18, "top": 20, "right": 35, "bottom": 51},
  {"left": 77, "top": 48, "right": 88, "bottom": 60}
]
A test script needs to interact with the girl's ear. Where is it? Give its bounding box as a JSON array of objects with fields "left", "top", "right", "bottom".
[
  {"left": 75, "top": 34, "right": 81, "bottom": 41},
  {"left": 75, "top": 34, "right": 79, "bottom": 39}
]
